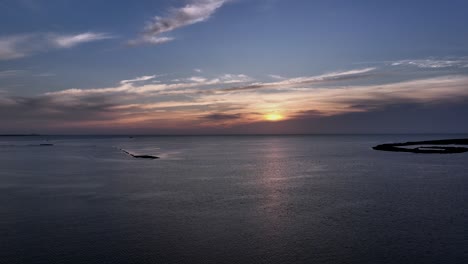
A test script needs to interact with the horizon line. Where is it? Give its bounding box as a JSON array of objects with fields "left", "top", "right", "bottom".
[{"left": 1, "top": 133, "right": 468, "bottom": 137}]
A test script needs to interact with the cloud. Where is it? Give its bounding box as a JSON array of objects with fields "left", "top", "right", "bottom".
[
  {"left": 225, "top": 101, "right": 468, "bottom": 134},
  {"left": 50, "top": 73, "right": 252, "bottom": 96},
  {"left": 120, "top": 75, "right": 159, "bottom": 85},
  {"left": 391, "top": 59, "right": 468, "bottom": 68},
  {"left": 188, "top": 76, "right": 208, "bottom": 83},
  {"left": 51, "top": 32, "right": 115, "bottom": 48},
  {"left": 201, "top": 113, "right": 243, "bottom": 121},
  {"left": 34, "top": 73, "right": 56, "bottom": 77},
  {"left": 268, "top": 74, "right": 286, "bottom": 80},
  {"left": 130, "top": 0, "right": 228, "bottom": 45},
  {"left": 291, "top": 109, "right": 324, "bottom": 118},
  {"left": 0, "top": 70, "right": 57, "bottom": 79},
  {"left": 194, "top": 75, "right": 468, "bottom": 122},
  {"left": 0, "top": 94, "right": 119, "bottom": 124},
  {"left": 0, "top": 32, "right": 114, "bottom": 60},
  {"left": 218, "top": 74, "right": 252, "bottom": 84},
  {"left": 46, "top": 68, "right": 466, "bottom": 114},
  {"left": 194, "top": 68, "right": 203, "bottom": 73},
  {"left": 128, "top": 36, "right": 174, "bottom": 46},
  {"left": 0, "top": 34, "right": 34, "bottom": 60},
  {"left": 3, "top": 65, "right": 468, "bottom": 134},
  {"left": 0, "top": 70, "right": 26, "bottom": 78},
  {"left": 221, "top": 68, "right": 375, "bottom": 92}
]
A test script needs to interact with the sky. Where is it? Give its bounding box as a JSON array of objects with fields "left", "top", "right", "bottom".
[{"left": 1, "top": 0, "right": 468, "bottom": 134}]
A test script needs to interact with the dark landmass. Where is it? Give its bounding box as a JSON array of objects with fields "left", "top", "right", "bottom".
[
  {"left": 373, "top": 139, "right": 468, "bottom": 154},
  {"left": 121, "top": 149, "right": 159, "bottom": 159},
  {"left": 0, "top": 134, "right": 41, "bottom": 137},
  {"left": 25, "top": 143, "right": 54, "bottom": 147}
]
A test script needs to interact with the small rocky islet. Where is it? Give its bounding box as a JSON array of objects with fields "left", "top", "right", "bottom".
[
  {"left": 120, "top": 149, "right": 159, "bottom": 159},
  {"left": 373, "top": 138, "right": 468, "bottom": 154}
]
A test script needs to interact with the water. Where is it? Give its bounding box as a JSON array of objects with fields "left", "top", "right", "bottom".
[{"left": 1, "top": 135, "right": 467, "bottom": 264}]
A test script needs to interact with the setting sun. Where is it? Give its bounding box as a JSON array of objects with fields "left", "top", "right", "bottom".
[{"left": 265, "top": 113, "right": 283, "bottom": 121}]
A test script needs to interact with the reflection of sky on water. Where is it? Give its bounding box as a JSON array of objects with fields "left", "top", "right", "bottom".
[{"left": 1, "top": 135, "right": 468, "bottom": 263}]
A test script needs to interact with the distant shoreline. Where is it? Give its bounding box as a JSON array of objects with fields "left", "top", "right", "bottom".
[
  {"left": 0, "top": 134, "right": 41, "bottom": 137},
  {"left": 1, "top": 133, "right": 468, "bottom": 137}
]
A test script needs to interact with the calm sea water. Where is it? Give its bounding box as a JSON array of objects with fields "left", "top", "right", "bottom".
[{"left": 1, "top": 135, "right": 467, "bottom": 264}]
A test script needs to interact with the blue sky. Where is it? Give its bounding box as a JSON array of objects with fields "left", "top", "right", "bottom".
[{"left": 1, "top": 0, "right": 468, "bottom": 134}]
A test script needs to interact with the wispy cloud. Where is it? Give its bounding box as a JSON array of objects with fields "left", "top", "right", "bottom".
[
  {"left": 129, "top": 36, "right": 175, "bottom": 46},
  {"left": 0, "top": 94, "right": 119, "bottom": 125},
  {"left": 130, "top": 0, "right": 228, "bottom": 45},
  {"left": 221, "top": 68, "right": 375, "bottom": 92},
  {"left": 120, "top": 75, "right": 159, "bottom": 85},
  {"left": 187, "top": 76, "right": 208, "bottom": 83},
  {"left": 268, "top": 74, "right": 286, "bottom": 80},
  {"left": 34, "top": 73, "right": 56, "bottom": 77},
  {"left": 52, "top": 32, "right": 115, "bottom": 48},
  {"left": 196, "top": 75, "right": 468, "bottom": 121},
  {"left": 0, "top": 34, "right": 34, "bottom": 60},
  {"left": 391, "top": 58, "right": 468, "bottom": 68},
  {"left": 201, "top": 113, "right": 243, "bottom": 121},
  {"left": 218, "top": 74, "right": 252, "bottom": 84},
  {"left": 0, "top": 32, "right": 114, "bottom": 60},
  {"left": 0, "top": 70, "right": 58, "bottom": 79},
  {"left": 0, "top": 70, "right": 26, "bottom": 78},
  {"left": 50, "top": 73, "right": 252, "bottom": 96},
  {"left": 3, "top": 65, "right": 468, "bottom": 133},
  {"left": 4, "top": 74, "right": 468, "bottom": 132}
]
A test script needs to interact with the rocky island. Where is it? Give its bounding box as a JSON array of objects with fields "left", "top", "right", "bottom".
[
  {"left": 373, "top": 139, "right": 468, "bottom": 154},
  {"left": 121, "top": 149, "right": 159, "bottom": 159}
]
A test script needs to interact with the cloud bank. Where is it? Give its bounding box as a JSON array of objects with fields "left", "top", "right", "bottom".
[{"left": 2, "top": 64, "right": 468, "bottom": 134}]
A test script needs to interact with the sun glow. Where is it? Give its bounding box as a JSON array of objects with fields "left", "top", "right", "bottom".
[{"left": 265, "top": 113, "right": 283, "bottom": 121}]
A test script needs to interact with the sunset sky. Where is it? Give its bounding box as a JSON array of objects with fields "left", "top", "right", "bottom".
[{"left": 1, "top": 0, "right": 468, "bottom": 134}]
